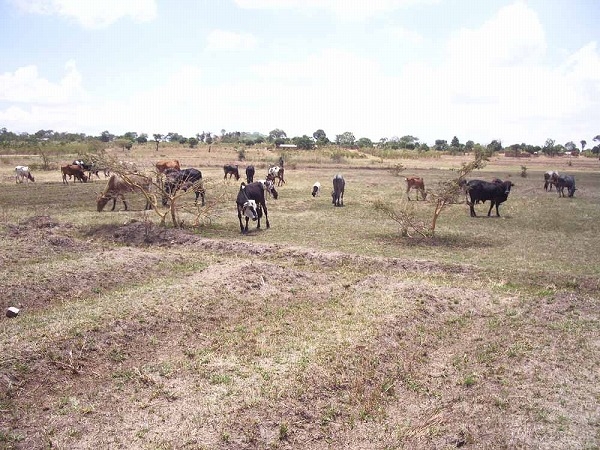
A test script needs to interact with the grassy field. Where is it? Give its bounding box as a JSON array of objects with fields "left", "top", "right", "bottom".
[{"left": 0, "top": 145, "right": 599, "bottom": 449}]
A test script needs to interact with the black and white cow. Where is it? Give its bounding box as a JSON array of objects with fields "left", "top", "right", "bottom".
[
  {"left": 332, "top": 174, "right": 345, "bottom": 207},
  {"left": 15, "top": 166, "right": 35, "bottom": 183},
  {"left": 465, "top": 179, "right": 514, "bottom": 217},
  {"left": 255, "top": 179, "right": 279, "bottom": 199},
  {"left": 555, "top": 174, "right": 576, "bottom": 198},
  {"left": 312, "top": 182, "right": 321, "bottom": 197},
  {"left": 245, "top": 165, "right": 255, "bottom": 183},
  {"left": 236, "top": 182, "right": 270, "bottom": 233},
  {"left": 544, "top": 170, "right": 559, "bottom": 191},
  {"left": 162, "top": 168, "right": 205, "bottom": 206}
]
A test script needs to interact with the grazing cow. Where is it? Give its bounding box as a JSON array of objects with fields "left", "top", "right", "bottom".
[
  {"left": 332, "top": 174, "right": 345, "bottom": 207},
  {"left": 543, "top": 170, "right": 559, "bottom": 191},
  {"left": 73, "top": 160, "right": 105, "bottom": 179},
  {"left": 267, "top": 166, "right": 285, "bottom": 186},
  {"left": 312, "top": 182, "right": 321, "bottom": 197},
  {"left": 15, "top": 166, "right": 35, "bottom": 183},
  {"left": 465, "top": 179, "right": 514, "bottom": 217},
  {"left": 255, "top": 179, "right": 279, "bottom": 199},
  {"left": 97, "top": 173, "right": 152, "bottom": 212},
  {"left": 162, "top": 168, "right": 205, "bottom": 206},
  {"left": 223, "top": 164, "right": 240, "bottom": 180},
  {"left": 155, "top": 160, "right": 180, "bottom": 183},
  {"left": 245, "top": 165, "right": 255, "bottom": 183},
  {"left": 556, "top": 174, "right": 576, "bottom": 198},
  {"left": 236, "top": 182, "right": 270, "bottom": 233},
  {"left": 405, "top": 176, "right": 427, "bottom": 201},
  {"left": 61, "top": 164, "right": 88, "bottom": 184}
]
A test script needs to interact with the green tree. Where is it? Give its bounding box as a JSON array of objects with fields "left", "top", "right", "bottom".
[
  {"left": 313, "top": 129, "right": 329, "bottom": 145},
  {"left": 122, "top": 131, "right": 138, "bottom": 141},
  {"left": 565, "top": 141, "right": 577, "bottom": 152},
  {"left": 136, "top": 133, "right": 148, "bottom": 144},
  {"left": 268, "top": 129, "right": 287, "bottom": 143},
  {"left": 451, "top": 136, "right": 460, "bottom": 148},
  {"left": 487, "top": 139, "right": 503, "bottom": 153},
  {"left": 580, "top": 140, "right": 586, "bottom": 152},
  {"left": 188, "top": 137, "right": 199, "bottom": 148},
  {"left": 100, "top": 130, "right": 113, "bottom": 143},
  {"left": 336, "top": 131, "right": 356, "bottom": 147},
  {"left": 293, "top": 135, "right": 315, "bottom": 150},
  {"left": 153, "top": 133, "right": 163, "bottom": 151},
  {"left": 542, "top": 138, "right": 555, "bottom": 156},
  {"left": 465, "top": 140, "right": 475, "bottom": 151},
  {"left": 356, "top": 137, "right": 373, "bottom": 148},
  {"left": 434, "top": 139, "right": 448, "bottom": 151}
]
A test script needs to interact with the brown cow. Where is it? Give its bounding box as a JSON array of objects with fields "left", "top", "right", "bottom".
[
  {"left": 61, "top": 164, "right": 88, "bottom": 184},
  {"left": 405, "top": 176, "right": 427, "bottom": 200},
  {"left": 155, "top": 160, "right": 180, "bottom": 181},
  {"left": 97, "top": 173, "right": 152, "bottom": 211}
]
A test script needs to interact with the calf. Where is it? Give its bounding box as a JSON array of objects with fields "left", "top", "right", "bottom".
[
  {"left": 224, "top": 164, "right": 240, "bottom": 180},
  {"left": 556, "top": 174, "right": 576, "bottom": 197},
  {"left": 156, "top": 160, "right": 180, "bottom": 175},
  {"left": 466, "top": 179, "right": 514, "bottom": 217},
  {"left": 97, "top": 173, "right": 152, "bottom": 211},
  {"left": 267, "top": 166, "right": 285, "bottom": 186},
  {"left": 332, "top": 174, "right": 345, "bottom": 207},
  {"left": 15, "top": 166, "right": 35, "bottom": 183},
  {"left": 245, "top": 165, "right": 255, "bottom": 183},
  {"left": 255, "top": 179, "right": 279, "bottom": 199},
  {"left": 405, "top": 176, "right": 427, "bottom": 201},
  {"left": 543, "top": 170, "right": 559, "bottom": 191},
  {"left": 61, "top": 164, "right": 88, "bottom": 184},
  {"left": 312, "top": 182, "right": 321, "bottom": 197},
  {"left": 162, "top": 168, "right": 205, "bottom": 206},
  {"left": 236, "top": 182, "right": 270, "bottom": 233}
]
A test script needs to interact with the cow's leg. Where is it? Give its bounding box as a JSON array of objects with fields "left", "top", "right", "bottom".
[
  {"left": 110, "top": 197, "right": 117, "bottom": 211},
  {"left": 487, "top": 202, "right": 496, "bottom": 217},
  {"left": 469, "top": 202, "right": 477, "bottom": 217}
]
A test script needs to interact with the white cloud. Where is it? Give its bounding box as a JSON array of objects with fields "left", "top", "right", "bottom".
[
  {"left": 235, "top": 0, "right": 439, "bottom": 20},
  {"left": 206, "top": 30, "right": 258, "bottom": 52},
  {"left": 9, "top": 0, "right": 157, "bottom": 28},
  {"left": 0, "top": 60, "right": 87, "bottom": 104}
]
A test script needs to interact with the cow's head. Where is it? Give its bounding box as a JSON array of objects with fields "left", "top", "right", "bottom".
[
  {"left": 96, "top": 194, "right": 110, "bottom": 212},
  {"left": 503, "top": 181, "right": 514, "bottom": 194},
  {"left": 242, "top": 199, "right": 259, "bottom": 221}
]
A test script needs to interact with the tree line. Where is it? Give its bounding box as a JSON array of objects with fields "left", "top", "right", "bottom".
[{"left": 2, "top": 127, "right": 599, "bottom": 156}]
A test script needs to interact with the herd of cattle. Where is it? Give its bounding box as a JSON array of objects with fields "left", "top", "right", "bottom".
[{"left": 12, "top": 161, "right": 578, "bottom": 232}]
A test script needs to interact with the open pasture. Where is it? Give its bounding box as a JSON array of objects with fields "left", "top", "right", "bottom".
[{"left": 1, "top": 146, "right": 599, "bottom": 449}]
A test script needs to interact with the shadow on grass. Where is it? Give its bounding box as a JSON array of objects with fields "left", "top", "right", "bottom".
[{"left": 376, "top": 232, "right": 497, "bottom": 249}]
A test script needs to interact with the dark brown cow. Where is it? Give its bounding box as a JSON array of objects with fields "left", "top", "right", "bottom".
[
  {"left": 405, "top": 176, "right": 427, "bottom": 201},
  {"left": 61, "top": 164, "right": 88, "bottom": 184},
  {"left": 224, "top": 164, "right": 240, "bottom": 180},
  {"left": 97, "top": 174, "right": 152, "bottom": 212}
]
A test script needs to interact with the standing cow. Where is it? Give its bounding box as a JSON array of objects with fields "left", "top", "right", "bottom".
[
  {"left": 332, "top": 174, "right": 345, "bottom": 207},
  {"left": 236, "top": 182, "right": 271, "bottom": 233},
  {"left": 465, "top": 179, "right": 514, "bottom": 217},
  {"left": 224, "top": 164, "right": 240, "bottom": 180},
  {"left": 556, "top": 174, "right": 576, "bottom": 198},
  {"left": 543, "top": 171, "right": 559, "bottom": 191},
  {"left": 162, "top": 168, "right": 205, "bottom": 206},
  {"left": 405, "top": 176, "right": 427, "bottom": 201},
  {"left": 245, "top": 165, "right": 255, "bottom": 183},
  {"left": 97, "top": 173, "right": 153, "bottom": 212}
]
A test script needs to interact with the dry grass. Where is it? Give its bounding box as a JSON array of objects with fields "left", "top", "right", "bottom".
[{"left": 0, "top": 145, "right": 599, "bottom": 449}]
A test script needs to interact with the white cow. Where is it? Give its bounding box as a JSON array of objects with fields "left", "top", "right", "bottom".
[
  {"left": 311, "top": 182, "right": 321, "bottom": 197},
  {"left": 15, "top": 166, "right": 35, "bottom": 183}
]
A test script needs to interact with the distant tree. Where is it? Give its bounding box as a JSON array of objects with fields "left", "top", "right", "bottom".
[
  {"left": 399, "top": 135, "right": 419, "bottom": 148},
  {"left": 542, "top": 138, "right": 556, "bottom": 156},
  {"left": 465, "top": 140, "right": 475, "bottom": 151},
  {"left": 205, "top": 134, "right": 213, "bottom": 145},
  {"left": 356, "top": 137, "right": 373, "bottom": 148},
  {"left": 100, "top": 130, "right": 113, "bottom": 143},
  {"left": 293, "top": 135, "right": 315, "bottom": 150},
  {"left": 153, "top": 133, "right": 163, "bottom": 151},
  {"left": 313, "top": 129, "right": 329, "bottom": 145},
  {"left": 336, "top": 131, "right": 356, "bottom": 147},
  {"left": 580, "top": 140, "right": 586, "bottom": 152},
  {"left": 487, "top": 139, "right": 503, "bottom": 153},
  {"left": 451, "top": 136, "right": 460, "bottom": 148},
  {"left": 122, "top": 131, "right": 138, "bottom": 141},
  {"left": 434, "top": 139, "right": 448, "bottom": 151},
  {"left": 188, "top": 137, "right": 199, "bottom": 148},
  {"left": 136, "top": 133, "right": 148, "bottom": 144},
  {"left": 268, "top": 129, "right": 287, "bottom": 142},
  {"left": 565, "top": 141, "right": 577, "bottom": 152}
]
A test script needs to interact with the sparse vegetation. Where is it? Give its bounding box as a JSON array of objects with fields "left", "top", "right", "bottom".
[{"left": 0, "top": 145, "right": 598, "bottom": 449}]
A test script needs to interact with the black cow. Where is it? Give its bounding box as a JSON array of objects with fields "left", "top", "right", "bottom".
[
  {"left": 332, "top": 174, "right": 345, "bottom": 207},
  {"left": 246, "top": 165, "right": 255, "bottom": 183},
  {"left": 223, "top": 164, "right": 240, "bottom": 180},
  {"left": 162, "top": 168, "right": 205, "bottom": 206},
  {"left": 556, "top": 174, "right": 576, "bottom": 197},
  {"left": 466, "top": 179, "right": 514, "bottom": 217},
  {"left": 236, "top": 182, "right": 270, "bottom": 233}
]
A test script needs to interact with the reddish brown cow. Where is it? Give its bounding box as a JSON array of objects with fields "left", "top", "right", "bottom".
[
  {"left": 405, "top": 176, "right": 427, "bottom": 201},
  {"left": 97, "top": 173, "right": 152, "bottom": 212},
  {"left": 61, "top": 164, "right": 88, "bottom": 184},
  {"left": 155, "top": 160, "right": 180, "bottom": 181}
]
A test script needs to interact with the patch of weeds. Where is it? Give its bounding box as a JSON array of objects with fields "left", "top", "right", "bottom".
[
  {"left": 0, "top": 430, "right": 24, "bottom": 444},
  {"left": 279, "top": 422, "right": 289, "bottom": 441},
  {"left": 493, "top": 396, "right": 509, "bottom": 410},
  {"left": 210, "top": 373, "right": 232, "bottom": 385},
  {"left": 463, "top": 374, "right": 477, "bottom": 387},
  {"left": 321, "top": 405, "right": 340, "bottom": 425},
  {"left": 221, "top": 431, "right": 230, "bottom": 443},
  {"left": 108, "top": 348, "right": 126, "bottom": 362}
]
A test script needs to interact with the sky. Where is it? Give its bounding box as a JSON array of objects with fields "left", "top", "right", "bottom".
[{"left": 0, "top": 0, "right": 599, "bottom": 147}]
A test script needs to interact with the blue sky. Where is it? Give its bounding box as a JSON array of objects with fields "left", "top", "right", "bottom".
[{"left": 1, "top": 0, "right": 598, "bottom": 147}]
